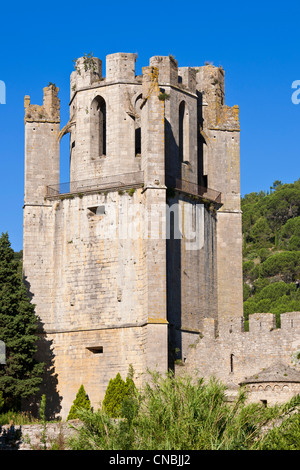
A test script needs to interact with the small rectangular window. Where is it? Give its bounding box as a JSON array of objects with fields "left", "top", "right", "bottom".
[
  {"left": 88, "top": 206, "right": 105, "bottom": 215},
  {"left": 87, "top": 346, "right": 103, "bottom": 354}
]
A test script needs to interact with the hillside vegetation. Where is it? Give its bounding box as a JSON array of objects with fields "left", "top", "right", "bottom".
[{"left": 242, "top": 179, "right": 300, "bottom": 327}]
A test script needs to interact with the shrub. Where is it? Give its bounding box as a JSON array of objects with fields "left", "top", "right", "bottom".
[
  {"left": 243, "top": 283, "right": 251, "bottom": 301},
  {"left": 67, "top": 385, "right": 91, "bottom": 420},
  {"left": 102, "top": 368, "right": 136, "bottom": 418},
  {"left": 69, "top": 372, "right": 292, "bottom": 450},
  {"left": 287, "top": 235, "right": 300, "bottom": 251},
  {"left": 260, "top": 251, "right": 300, "bottom": 282},
  {"left": 243, "top": 260, "right": 255, "bottom": 277}
]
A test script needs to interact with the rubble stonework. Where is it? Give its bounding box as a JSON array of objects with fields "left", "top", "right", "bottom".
[{"left": 23, "top": 53, "right": 299, "bottom": 419}]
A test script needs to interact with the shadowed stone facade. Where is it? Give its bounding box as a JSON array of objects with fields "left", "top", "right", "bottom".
[{"left": 23, "top": 53, "right": 299, "bottom": 419}]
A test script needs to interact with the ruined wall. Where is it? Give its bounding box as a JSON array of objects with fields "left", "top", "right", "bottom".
[{"left": 180, "top": 312, "right": 300, "bottom": 392}]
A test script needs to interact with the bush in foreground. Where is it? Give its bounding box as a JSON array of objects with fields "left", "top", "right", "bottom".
[{"left": 68, "top": 372, "right": 299, "bottom": 450}]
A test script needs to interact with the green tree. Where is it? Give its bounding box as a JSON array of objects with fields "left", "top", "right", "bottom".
[
  {"left": 260, "top": 251, "right": 300, "bottom": 282},
  {"left": 67, "top": 384, "right": 91, "bottom": 420},
  {"left": 249, "top": 217, "right": 272, "bottom": 246},
  {"left": 0, "top": 232, "right": 44, "bottom": 410},
  {"left": 102, "top": 367, "right": 136, "bottom": 418},
  {"left": 280, "top": 216, "right": 300, "bottom": 246}
]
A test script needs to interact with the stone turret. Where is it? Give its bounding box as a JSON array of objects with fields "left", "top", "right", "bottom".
[{"left": 24, "top": 85, "right": 60, "bottom": 203}]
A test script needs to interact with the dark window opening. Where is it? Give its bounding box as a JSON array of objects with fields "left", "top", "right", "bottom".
[
  {"left": 87, "top": 346, "right": 103, "bottom": 354},
  {"left": 179, "top": 101, "right": 185, "bottom": 162},
  {"left": 88, "top": 205, "right": 105, "bottom": 215},
  {"left": 135, "top": 126, "right": 141, "bottom": 156},
  {"left": 230, "top": 353, "right": 234, "bottom": 373}
]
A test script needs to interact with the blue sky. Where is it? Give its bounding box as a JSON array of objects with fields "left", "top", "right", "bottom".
[{"left": 0, "top": 0, "right": 299, "bottom": 251}]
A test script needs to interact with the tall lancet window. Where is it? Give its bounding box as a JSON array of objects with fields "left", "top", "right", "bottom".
[
  {"left": 179, "top": 100, "right": 189, "bottom": 163},
  {"left": 91, "top": 96, "right": 106, "bottom": 157},
  {"left": 134, "top": 95, "right": 142, "bottom": 157}
]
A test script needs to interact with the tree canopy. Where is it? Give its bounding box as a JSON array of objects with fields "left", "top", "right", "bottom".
[
  {"left": 242, "top": 179, "right": 300, "bottom": 326},
  {"left": 0, "top": 232, "right": 44, "bottom": 410}
]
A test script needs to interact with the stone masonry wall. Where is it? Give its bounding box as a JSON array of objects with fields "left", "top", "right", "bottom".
[
  {"left": 180, "top": 312, "right": 300, "bottom": 391},
  {"left": 24, "top": 189, "right": 156, "bottom": 419}
]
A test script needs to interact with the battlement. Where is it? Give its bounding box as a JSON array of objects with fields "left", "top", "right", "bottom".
[
  {"left": 24, "top": 85, "right": 60, "bottom": 123},
  {"left": 196, "top": 64, "right": 225, "bottom": 97},
  {"left": 69, "top": 53, "right": 234, "bottom": 101},
  {"left": 211, "top": 312, "right": 300, "bottom": 338},
  {"left": 178, "top": 67, "right": 197, "bottom": 94},
  {"left": 149, "top": 55, "right": 178, "bottom": 87},
  {"left": 106, "top": 52, "right": 137, "bottom": 82},
  {"left": 248, "top": 313, "right": 277, "bottom": 333},
  {"left": 195, "top": 64, "right": 239, "bottom": 130},
  {"left": 71, "top": 56, "right": 102, "bottom": 92}
]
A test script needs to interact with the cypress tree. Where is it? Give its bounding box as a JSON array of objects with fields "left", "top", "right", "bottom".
[
  {"left": 0, "top": 232, "right": 44, "bottom": 410},
  {"left": 103, "top": 367, "right": 136, "bottom": 418},
  {"left": 67, "top": 384, "right": 91, "bottom": 420}
]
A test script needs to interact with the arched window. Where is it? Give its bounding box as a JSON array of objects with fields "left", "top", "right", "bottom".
[
  {"left": 179, "top": 101, "right": 189, "bottom": 163},
  {"left": 91, "top": 96, "right": 106, "bottom": 157}
]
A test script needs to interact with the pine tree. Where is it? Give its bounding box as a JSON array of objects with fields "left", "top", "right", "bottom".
[
  {"left": 67, "top": 384, "right": 91, "bottom": 420},
  {"left": 0, "top": 232, "right": 44, "bottom": 410}
]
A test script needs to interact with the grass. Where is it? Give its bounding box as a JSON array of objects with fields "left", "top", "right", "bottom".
[
  {"left": 67, "top": 371, "right": 299, "bottom": 450},
  {"left": 0, "top": 410, "right": 39, "bottom": 426}
]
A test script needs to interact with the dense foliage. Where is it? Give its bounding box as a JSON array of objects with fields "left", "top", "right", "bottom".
[
  {"left": 0, "top": 232, "right": 44, "bottom": 411},
  {"left": 242, "top": 179, "right": 300, "bottom": 325},
  {"left": 68, "top": 371, "right": 300, "bottom": 450}
]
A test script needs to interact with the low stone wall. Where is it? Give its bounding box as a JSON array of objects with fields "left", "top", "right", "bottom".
[{"left": 0, "top": 420, "right": 80, "bottom": 450}]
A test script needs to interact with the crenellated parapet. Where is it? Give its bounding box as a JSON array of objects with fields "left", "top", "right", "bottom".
[
  {"left": 24, "top": 85, "right": 60, "bottom": 123},
  {"left": 195, "top": 64, "right": 239, "bottom": 131},
  {"left": 217, "top": 312, "right": 300, "bottom": 337},
  {"left": 181, "top": 311, "right": 300, "bottom": 396}
]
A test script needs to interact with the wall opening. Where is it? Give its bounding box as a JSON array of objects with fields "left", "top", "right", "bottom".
[
  {"left": 91, "top": 95, "right": 106, "bottom": 157},
  {"left": 230, "top": 353, "right": 234, "bottom": 373},
  {"left": 86, "top": 346, "right": 103, "bottom": 354},
  {"left": 135, "top": 95, "right": 142, "bottom": 157},
  {"left": 179, "top": 100, "right": 189, "bottom": 163},
  {"left": 60, "top": 132, "right": 71, "bottom": 186}
]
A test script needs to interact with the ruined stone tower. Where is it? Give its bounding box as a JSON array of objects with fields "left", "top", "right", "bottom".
[{"left": 23, "top": 53, "right": 243, "bottom": 418}]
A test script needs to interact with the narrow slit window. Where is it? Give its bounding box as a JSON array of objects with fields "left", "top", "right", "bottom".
[
  {"left": 230, "top": 353, "right": 234, "bottom": 373},
  {"left": 179, "top": 100, "right": 189, "bottom": 163}
]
